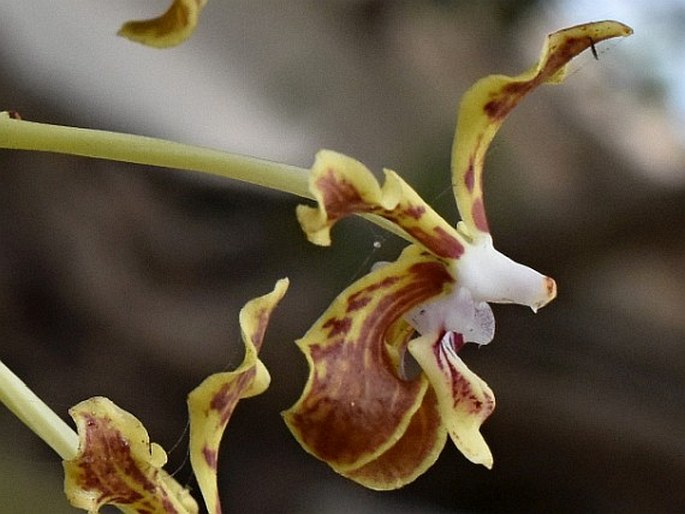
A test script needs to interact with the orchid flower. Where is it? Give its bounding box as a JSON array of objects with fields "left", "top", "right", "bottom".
[
  {"left": 118, "top": 0, "right": 208, "bottom": 48},
  {"left": 283, "top": 21, "right": 633, "bottom": 490},
  {"left": 1, "top": 12, "right": 631, "bottom": 503},
  {"left": 1, "top": 279, "right": 287, "bottom": 513}
]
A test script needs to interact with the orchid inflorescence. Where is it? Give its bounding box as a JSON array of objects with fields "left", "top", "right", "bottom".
[{"left": 0, "top": 7, "right": 631, "bottom": 513}]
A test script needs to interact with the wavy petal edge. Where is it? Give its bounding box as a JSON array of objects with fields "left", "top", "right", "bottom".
[
  {"left": 188, "top": 278, "right": 288, "bottom": 514},
  {"left": 451, "top": 20, "right": 633, "bottom": 237},
  {"left": 298, "top": 150, "right": 466, "bottom": 259}
]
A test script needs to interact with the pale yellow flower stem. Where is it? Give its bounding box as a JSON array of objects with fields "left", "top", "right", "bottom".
[
  {"left": 0, "top": 113, "right": 312, "bottom": 198},
  {"left": 0, "top": 113, "right": 410, "bottom": 241},
  {"left": 0, "top": 359, "right": 79, "bottom": 461}
]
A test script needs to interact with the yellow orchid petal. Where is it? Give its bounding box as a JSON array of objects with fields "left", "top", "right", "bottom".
[
  {"left": 341, "top": 387, "right": 447, "bottom": 490},
  {"left": 64, "top": 396, "right": 198, "bottom": 514},
  {"left": 283, "top": 245, "right": 453, "bottom": 476},
  {"left": 118, "top": 0, "right": 208, "bottom": 48},
  {"left": 298, "top": 150, "right": 467, "bottom": 259},
  {"left": 451, "top": 20, "right": 633, "bottom": 237},
  {"left": 408, "top": 332, "right": 495, "bottom": 469},
  {"left": 187, "top": 279, "right": 288, "bottom": 514}
]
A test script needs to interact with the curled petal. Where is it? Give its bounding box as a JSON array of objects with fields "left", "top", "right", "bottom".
[
  {"left": 298, "top": 150, "right": 466, "bottom": 259},
  {"left": 118, "top": 0, "right": 208, "bottom": 48},
  {"left": 283, "top": 245, "right": 454, "bottom": 478},
  {"left": 64, "top": 396, "right": 198, "bottom": 513},
  {"left": 341, "top": 387, "right": 448, "bottom": 490},
  {"left": 451, "top": 20, "right": 633, "bottom": 237},
  {"left": 187, "top": 279, "right": 288, "bottom": 514},
  {"left": 408, "top": 332, "right": 495, "bottom": 468}
]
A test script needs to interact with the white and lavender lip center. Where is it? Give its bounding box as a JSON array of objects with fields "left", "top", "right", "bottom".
[{"left": 405, "top": 286, "right": 495, "bottom": 345}]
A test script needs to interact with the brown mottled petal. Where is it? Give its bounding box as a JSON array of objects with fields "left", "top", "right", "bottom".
[
  {"left": 64, "top": 396, "right": 198, "bottom": 513},
  {"left": 283, "top": 245, "right": 454, "bottom": 475},
  {"left": 187, "top": 279, "right": 288, "bottom": 514},
  {"left": 408, "top": 332, "right": 496, "bottom": 468},
  {"left": 341, "top": 386, "right": 448, "bottom": 490},
  {"left": 451, "top": 20, "right": 633, "bottom": 237},
  {"left": 297, "top": 150, "right": 467, "bottom": 259},
  {"left": 118, "top": 0, "right": 208, "bottom": 48}
]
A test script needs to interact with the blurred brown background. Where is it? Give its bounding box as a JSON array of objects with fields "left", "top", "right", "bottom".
[{"left": 1, "top": 1, "right": 683, "bottom": 513}]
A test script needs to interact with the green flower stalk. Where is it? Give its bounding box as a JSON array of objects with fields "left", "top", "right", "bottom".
[
  {"left": 0, "top": 112, "right": 409, "bottom": 241},
  {"left": 0, "top": 359, "right": 78, "bottom": 460},
  {"left": 0, "top": 112, "right": 311, "bottom": 198}
]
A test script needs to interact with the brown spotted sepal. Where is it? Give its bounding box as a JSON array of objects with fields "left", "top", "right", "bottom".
[
  {"left": 451, "top": 20, "right": 633, "bottom": 238},
  {"left": 283, "top": 246, "right": 455, "bottom": 489},
  {"left": 118, "top": 0, "right": 208, "bottom": 48},
  {"left": 187, "top": 279, "right": 288, "bottom": 514},
  {"left": 297, "top": 150, "right": 467, "bottom": 260},
  {"left": 63, "top": 396, "right": 198, "bottom": 514}
]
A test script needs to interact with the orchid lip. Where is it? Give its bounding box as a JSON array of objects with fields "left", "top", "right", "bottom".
[{"left": 455, "top": 236, "right": 555, "bottom": 310}]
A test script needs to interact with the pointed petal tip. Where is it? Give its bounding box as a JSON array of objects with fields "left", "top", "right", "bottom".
[
  {"left": 617, "top": 21, "right": 634, "bottom": 36},
  {"left": 460, "top": 437, "right": 494, "bottom": 470}
]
